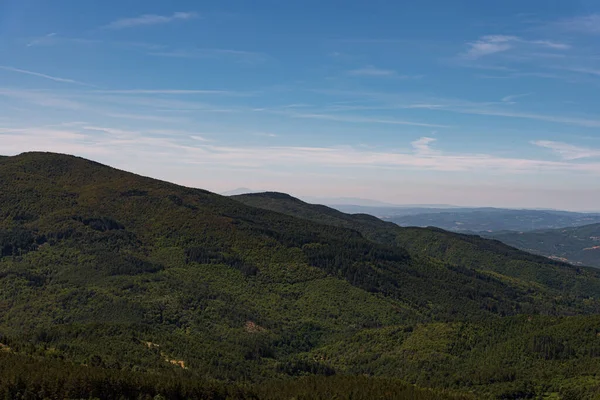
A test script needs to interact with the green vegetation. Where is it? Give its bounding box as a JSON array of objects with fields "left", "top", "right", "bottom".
[
  {"left": 235, "top": 192, "right": 600, "bottom": 300},
  {"left": 488, "top": 224, "right": 600, "bottom": 268},
  {"left": 2, "top": 153, "right": 600, "bottom": 398}
]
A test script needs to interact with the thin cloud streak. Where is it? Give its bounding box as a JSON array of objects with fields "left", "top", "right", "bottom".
[
  {"left": 312, "top": 90, "right": 600, "bottom": 128},
  {"left": 104, "top": 12, "right": 198, "bottom": 30},
  {"left": 148, "top": 48, "right": 267, "bottom": 64},
  {"left": 347, "top": 66, "right": 397, "bottom": 77},
  {"left": 556, "top": 14, "right": 600, "bottom": 35},
  {"left": 558, "top": 67, "right": 600, "bottom": 77},
  {"left": 533, "top": 140, "right": 600, "bottom": 160},
  {"left": 462, "top": 35, "right": 570, "bottom": 59},
  {"left": 92, "top": 89, "right": 243, "bottom": 96},
  {"left": 279, "top": 111, "right": 450, "bottom": 128},
  {"left": 501, "top": 93, "right": 533, "bottom": 103},
  {"left": 464, "top": 35, "right": 516, "bottom": 59},
  {"left": 26, "top": 32, "right": 57, "bottom": 47},
  {"left": 0, "top": 66, "right": 94, "bottom": 87}
]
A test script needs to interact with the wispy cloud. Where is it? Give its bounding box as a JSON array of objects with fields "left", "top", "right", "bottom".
[
  {"left": 104, "top": 12, "right": 198, "bottom": 30},
  {"left": 276, "top": 110, "right": 449, "bottom": 128},
  {"left": 26, "top": 32, "right": 56, "bottom": 47},
  {"left": 0, "top": 88, "right": 242, "bottom": 119},
  {"left": 0, "top": 66, "right": 93, "bottom": 87},
  {"left": 462, "top": 35, "right": 570, "bottom": 59},
  {"left": 24, "top": 35, "right": 164, "bottom": 51},
  {"left": 557, "top": 67, "right": 600, "bottom": 77},
  {"left": 533, "top": 140, "right": 600, "bottom": 160},
  {"left": 3, "top": 125, "right": 600, "bottom": 176},
  {"left": 105, "top": 112, "right": 185, "bottom": 123},
  {"left": 313, "top": 90, "right": 600, "bottom": 128},
  {"left": 0, "top": 89, "right": 85, "bottom": 110},
  {"left": 148, "top": 48, "right": 267, "bottom": 64},
  {"left": 528, "top": 40, "right": 571, "bottom": 50},
  {"left": 411, "top": 137, "right": 438, "bottom": 155},
  {"left": 347, "top": 66, "right": 396, "bottom": 77},
  {"left": 501, "top": 93, "right": 533, "bottom": 103},
  {"left": 464, "top": 35, "right": 516, "bottom": 59},
  {"left": 477, "top": 72, "right": 564, "bottom": 80},
  {"left": 556, "top": 14, "right": 600, "bottom": 35},
  {"left": 453, "top": 108, "right": 600, "bottom": 128},
  {"left": 92, "top": 89, "right": 242, "bottom": 95},
  {"left": 254, "top": 132, "right": 278, "bottom": 138}
]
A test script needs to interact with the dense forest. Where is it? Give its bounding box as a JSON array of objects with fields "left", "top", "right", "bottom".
[{"left": 2, "top": 153, "right": 600, "bottom": 399}]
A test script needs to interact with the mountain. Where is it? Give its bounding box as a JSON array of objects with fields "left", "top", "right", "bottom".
[
  {"left": 487, "top": 224, "right": 600, "bottom": 268},
  {"left": 301, "top": 196, "right": 403, "bottom": 207},
  {"left": 2, "top": 154, "right": 600, "bottom": 398},
  {"left": 221, "top": 187, "right": 261, "bottom": 196},
  {"left": 385, "top": 208, "right": 600, "bottom": 233}
]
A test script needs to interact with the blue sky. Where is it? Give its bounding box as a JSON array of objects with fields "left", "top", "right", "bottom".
[{"left": 1, "top": 0, "right": 600, "bottom": 210}]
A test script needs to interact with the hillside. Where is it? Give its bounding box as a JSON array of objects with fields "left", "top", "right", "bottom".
[
  {"left": 488, "top": 224, "right": 600, "bottom": 268},
  {"left": 234, "top": 192, "right": 600, "bottom": 299},
  {"left": 2, "top": 154, "right": 600, "bottom": 398},
  {"left": 231, "top": 192, "right": 402, "bottom": 245}
]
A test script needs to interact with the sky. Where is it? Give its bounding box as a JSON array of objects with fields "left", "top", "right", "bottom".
[{"left": 1, "top": 0, "right": 600, "bottom": 210}]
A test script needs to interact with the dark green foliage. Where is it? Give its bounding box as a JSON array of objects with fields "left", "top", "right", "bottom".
[
  {"left": 234, "top": 192, "right": 600, "bottom": 300},
  {"left": 0, "top": 227, "right": 37, "bottom": 257},
  {"left": 530, "top": 335, "right": 575, "bottom": 360},
  {"left": 256, "top": 376, "right": 476, "bottom": 399},
  {"left": 75, "top": 216, "right": 125, "bottom": 232},
  {"left": 275, "top": 359, "right": 336, "bottom": 376},
  {"left": 0, "top": 352, "right": 473, "bottom": 400},
  {"left": 0, "top": 352, "right": 252, "bottom": 400},
  {"left": 3, "top": 153, "right": 600, "bottom": 398}
]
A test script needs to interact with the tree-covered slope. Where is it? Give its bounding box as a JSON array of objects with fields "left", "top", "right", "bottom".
[
  {"left": 487, "top": 224, "right": 600, "bottom": 268},
  {"left": 234, "top": 192, "right": 600, "bottom": 299},
  {"left": 3, "top": 153, "right": 600, "bottom": 398},
  {"left": 232, "top": 191, "right": 402, "bottom": 245}
]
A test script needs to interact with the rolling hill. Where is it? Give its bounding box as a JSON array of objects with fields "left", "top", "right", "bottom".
[
  {"left": 234, "top": 192, "right": 600, "bottom": 299},
  {"left": 488, "top": 224, "right": 600, "bottom": 268},
  {"left": 2, "top": 153, "right": 600, "bottom": 398}
]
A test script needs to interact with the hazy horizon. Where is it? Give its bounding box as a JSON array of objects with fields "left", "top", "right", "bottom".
[{"left": 2, "top": 0, "right": 600, "bottom": 210}]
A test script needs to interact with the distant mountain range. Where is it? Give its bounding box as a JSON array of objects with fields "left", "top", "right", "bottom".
[
  {"left": 487, "top": 224, "right": 600, "bottom": 268},
  {"left": 383, "top": 208, "right": 600, "bottom": 233},
  {"left": 221, "top": 187, "right": 262, "bottom": 196}
]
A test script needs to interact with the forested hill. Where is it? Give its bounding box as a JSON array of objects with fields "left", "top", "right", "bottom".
[
  {"left": 488, "top": 223, "right": 600, "bottom": 268},
  {"left": 231, "top": 191, "right": 402, "bottom": 245},
  {"left": 1, "top": 153, "right": 600, "bottom": 399},
  {"left": 234, "top": 192, "right": 600, "bottom": 298}
]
